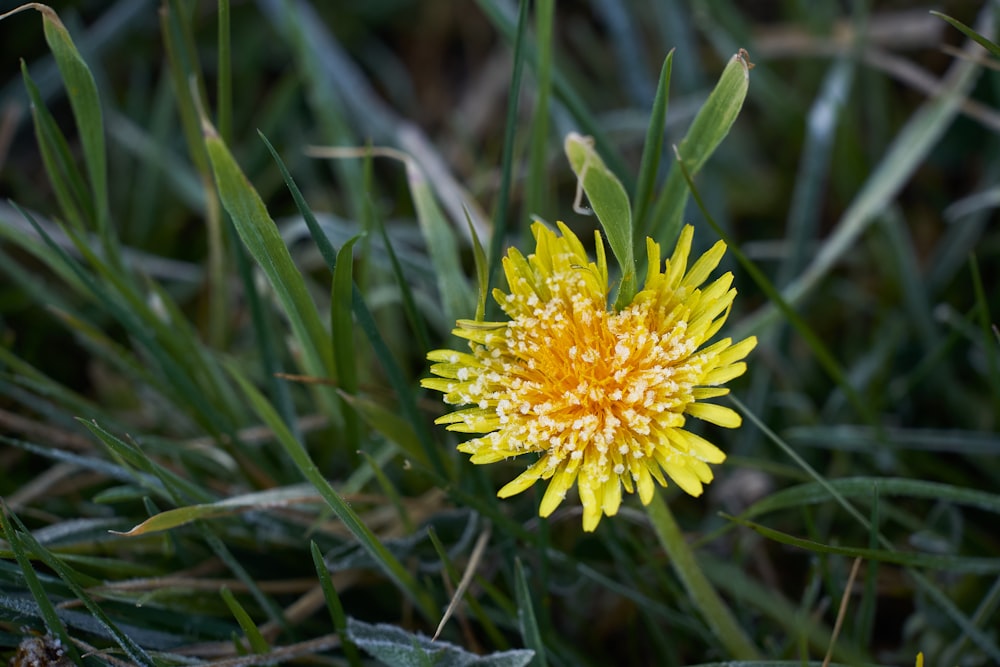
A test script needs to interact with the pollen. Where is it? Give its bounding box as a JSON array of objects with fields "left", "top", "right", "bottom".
[{"left": 422, "top": 221, "right": 756, "bottom": 531}]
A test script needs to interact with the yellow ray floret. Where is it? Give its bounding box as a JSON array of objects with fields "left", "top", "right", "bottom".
[{"left": 422, "top": 221, "right": 757, "bottom": 531}]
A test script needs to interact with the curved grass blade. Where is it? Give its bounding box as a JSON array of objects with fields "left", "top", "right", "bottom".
[
  {"left": 1, "top": 4, "right": 115, "bottom": 259},
  {"left": 742, "top": 476, "right": 1000, "bottom": 520},
  {"left": 931, "top": 10, "right": 1000, "bottom": 59}
]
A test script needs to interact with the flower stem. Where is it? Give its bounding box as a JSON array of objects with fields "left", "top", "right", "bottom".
[{"left": 647, "top": 490, "right": 760, "bottom": 660}]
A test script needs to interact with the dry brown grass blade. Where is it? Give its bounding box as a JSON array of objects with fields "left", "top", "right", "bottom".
[
  {"left": 822, "top": 557, "right": 863, "bottom": 667},
  {"left": 433, "top": 524, "right": 492, "bottom": 641}
]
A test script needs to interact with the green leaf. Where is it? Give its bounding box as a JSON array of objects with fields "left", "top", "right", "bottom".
[
  {"left": 19, "top": 63, "right": 90, "bottom": 231},
  {"left": 563, "top": 132, "right": 635, "bottom": 306},
  {"left": 39, "top": 6, "right": 109, "bottom": 234},
  {"left": 647, "top": 50, "right": 750, "bottom": 246},
  {"left": 347, "top": 618, "right": 534, "bottom": 667}
]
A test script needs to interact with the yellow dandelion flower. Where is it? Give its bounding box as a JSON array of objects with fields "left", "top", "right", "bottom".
[{"left": 422, "top": 221, "right": 757, "bottom": 531}]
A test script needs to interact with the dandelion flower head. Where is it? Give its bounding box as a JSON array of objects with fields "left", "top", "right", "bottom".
[{"left": 422, "top": 221, "right": 756, "bottom": 531}]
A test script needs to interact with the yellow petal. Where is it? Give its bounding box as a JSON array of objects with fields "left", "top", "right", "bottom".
[
  {"left": 663, "top": 461, "right": 705, "bottom": 497},
  {"left": 686, "top": 402, "right": 742, "bottom": 428},
  {"left": 718, "top": 335, "right": 758, "bottom": 365},
  {"left": 681, "top": 239, "right": 727, "bottom": 290},
  {"left": 664, "top": 225, "right": 694, "bottom": 288},
  {"left": 673, "top": 429, "right": 726, "bottom": 464},
  {"left": 497, "top": 457, "right": 550, "bottom": 498},
  {"left": 636, "top": 464, "right": 656, "bottom": 504},
  {"left": 703, "top": 362, "right": 746, "bottom": 386},
  {"left": 601, "top": 475, "right": 622, "bottom": 517},
  {"left": 539, "top": 466, "right": 578, "bottom": 517},
  {"left": 578, "top": 475, "right": 600, "bottom": 528}
]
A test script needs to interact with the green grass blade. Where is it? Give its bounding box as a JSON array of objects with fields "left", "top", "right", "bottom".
[
  {"left": 633, "top": 52, "right": 674, "bottom": 241},
  {"left": 408, "top": 158, "right": 475, "bottom": 325},
  {"left": 374, "top": 205, "right": 432, "bottom": 352},
  {"left": 931, "top": 10, "right": 1000, "bottom": 59},
  {"left": 0, "top": 503, "right": 81, "bottom": 663},
  {"left": 311, "top": 540, "right": 363, "bottom": 667},
  {"left": 647, "top": 50, "right": 750, "bottom": 245},
  {"left": 160, "top": 0, "right": 210, "bottom": 176},
  {"left": 202, "top": 117, "right": 336, "bottom": 390},
  {"left": 486, "top": 0, "right": 529, "bottom": 302},
  {"left": 20, "top": 63, "right": 90, "bottom": 231},
  {"left": 742, "top": 476, "right": 1000, "bottom": 520},
  {"left": 220, "top": 587, "right": 270, "bottom": 654},
  {"left": 216, "top": 0, "right": 232, "bottom": 143},
  {"left": 725, "top": 513, "right": 1000, "bottom": 573},
  {"left": 333, "top": 235, "right": 362, "bottom": 448},
  {"left": 514, "top": 559, "right": 547, "bottom": 667},
  {"left": 523, "top": 0, "right": 554, "bottom": 227},
  {"left": 776, "top": 57, "right": 853, "bottom": 288}
]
